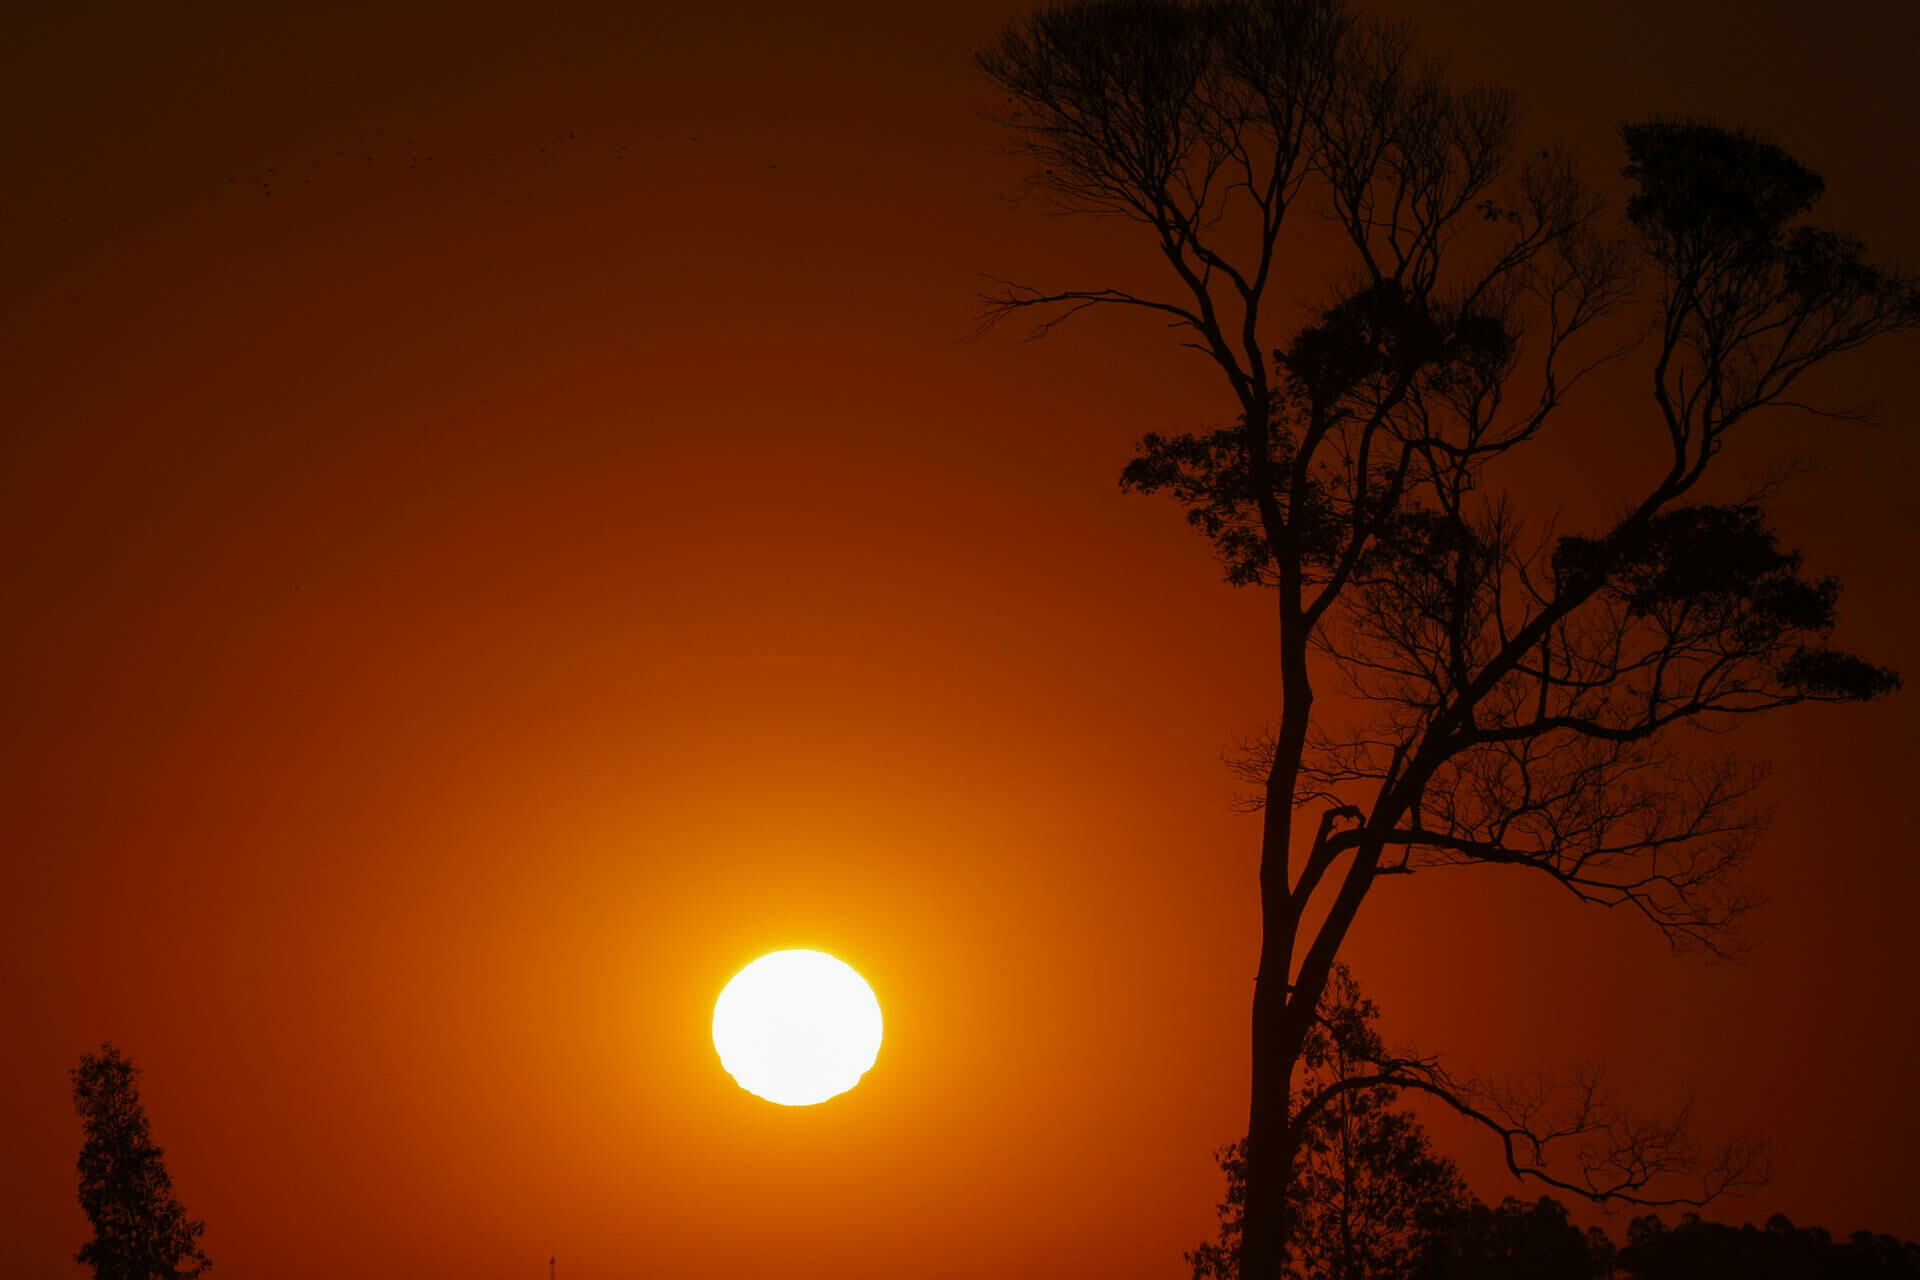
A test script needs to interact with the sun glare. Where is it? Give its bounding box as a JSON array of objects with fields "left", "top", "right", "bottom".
[{"left": 711, "top": 950, "right": 884, "bottom": 1106}]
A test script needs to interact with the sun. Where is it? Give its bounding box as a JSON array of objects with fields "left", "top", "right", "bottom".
[{"left": 711, "top": 950, "right": 884, "bottom": 1106}]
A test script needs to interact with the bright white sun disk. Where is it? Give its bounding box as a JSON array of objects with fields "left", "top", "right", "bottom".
[{"left": 711, "top": 950, "right": 883, "bottom": 1106}]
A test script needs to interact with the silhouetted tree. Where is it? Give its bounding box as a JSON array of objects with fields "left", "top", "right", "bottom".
[
  {"left": 71, "top": 1044, "right": 210, "bottom": 1280},
  {"left": 977, "top": 3, "right": 1920, "bottom": 1276},
  {"left": 1189, "top": 967, "right": 1472, "bottom": 1279}
]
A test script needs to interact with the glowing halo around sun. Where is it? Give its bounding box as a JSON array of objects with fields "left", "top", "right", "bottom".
[{"left": 711, "top": 950, "right": 884, "bottom": 1106}]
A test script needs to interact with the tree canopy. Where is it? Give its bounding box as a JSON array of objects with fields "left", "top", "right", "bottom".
[{"left": 72, "top": 1044, "right": 211, "bottom": 1280}]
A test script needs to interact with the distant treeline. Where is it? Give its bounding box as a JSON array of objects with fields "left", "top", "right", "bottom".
[{"left": 1416, "top": 1195, "right": 1920, "bottom": 1280}]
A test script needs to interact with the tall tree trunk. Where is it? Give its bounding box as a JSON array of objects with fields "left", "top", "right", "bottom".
[
  {"left": 1242, "top": 994, "right": 1296, "bottom": 1280},
  {"left": 1241, "top": 667, "right": 1312, "bottom": 1280}
]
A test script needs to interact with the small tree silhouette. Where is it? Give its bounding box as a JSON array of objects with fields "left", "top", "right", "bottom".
[
  {"left": 976, "top": 2, "right": 1920, "bottom": 1276},
  {"left": 71, "top": 1044, "right": 210, "bottom": 1280},
  {"left": 1190, "top": 967, "right": 1472, "bottom": 1280}
]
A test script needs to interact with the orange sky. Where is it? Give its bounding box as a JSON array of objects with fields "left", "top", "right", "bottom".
[{"left": 3, "top": 2, "right": 1918, "bottom": 1277}]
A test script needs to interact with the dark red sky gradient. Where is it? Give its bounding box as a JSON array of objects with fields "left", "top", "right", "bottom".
[{"left": 3, "top": 2, "right": 1917, "bottom": 1277}]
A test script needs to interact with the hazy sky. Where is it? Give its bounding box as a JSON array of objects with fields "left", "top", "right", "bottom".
[{"left": 4, "top": 2, "right": 1918, "bottom": 1277}]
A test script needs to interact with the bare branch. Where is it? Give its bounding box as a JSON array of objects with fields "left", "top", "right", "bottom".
[{"left": 973, "top": 275, "right": 1206, "bottom": 341}]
